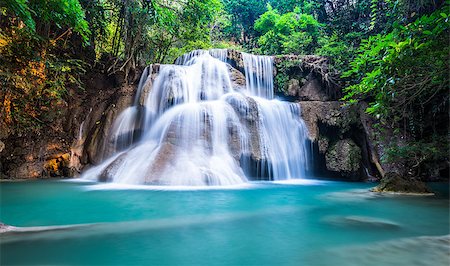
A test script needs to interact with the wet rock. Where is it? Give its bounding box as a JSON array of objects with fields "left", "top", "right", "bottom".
[
  {"left": 43, "top": 153, "right": 71, "bottom": 177},
  {"left": 298, "top": 101, "right": 341, "bottom": 141},
  {"left": 228, "top": 65, "right": 246, "bottom": 90},
  {"left": 372, "top": 172, "right": 432, "bottom": 194},
  {"left": 287, "top": 79, "right": 300, "bottom": 96},
  {"left": 299, "top": 101, "right": 361, "bottom": 140},
  {"left": 227, "top": 50, "right": 244, "bottom": 71},
  {"left": 325, "top": 139, "right": 361, "bottom": 173},
  {"left": 274, "top": 55, "right": 341, "bottom": 101},
  {"left": 227, "top": 96, "right": 262, "bottom": 161},
  {"left": 7, "top": 162, "right": 42, "bottom": 179},
  {"left": 83, "top": 84, "right": 136, "bottom": 164},
  {"left": 287, "top": 75, "right": 329, "bottom": 101},
  {"left": 99, "top": 153, "right": 128, "bottom": 182},
  {"left": 138, "top": 64, "right": 161, "bottom": 106},
  {"left": 317, "top": 136, "right": 329, "bottom": 154},
  {"left": 144, "top": 143, "right": 177, "bottom": 184}
]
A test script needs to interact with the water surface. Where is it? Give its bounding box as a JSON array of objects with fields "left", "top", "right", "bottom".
[{"left": 1, "top": 180, "right": 449, "bottom": 265}]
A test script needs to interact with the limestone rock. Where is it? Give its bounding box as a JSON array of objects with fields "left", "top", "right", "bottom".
[
  {"left": 7, "top": 161, "right": 42, "bottom": 179},
  {"left": 44, "top": 153, "right": 71, "bottom": 177},
  {"left": 287, "top": 79, "right": 301, "bottom": 96},
  {"left": 227, "top": 96, "right": 262, "bottom": 161},
  {"left": 298, "top": 101, "right": 360, "bottom": 141},
  {"left": 318, "top": 136, "right": 329, "bottom": 154},
  {"left": 228, "top": 65, "right": 246, "bottom": 90},
  {"left": 298, "top": 101, "right": 340, "bottom": 141},
  {"left": 83, "top": 84, "right": 135, "bottom": 164},
  {"left": 371, "top": 172, "right": 432, "bottom": 194},
  {"left": 138, "top": 64, "right": 161, "bottom": 106},
  {"left": 287, "top": 76, "right": 329, "bottom": 101},
  {"left": 227, "top": 49, "right": 244, "bottom": 71},
  {"left": 325, "top": 139, "right": 361, "bottom": 173},
  {"left": 0, "top": 123, "right": 10, "bottom": 139},
  {"left": 274, "top": 54, "right": 341, "bottom": 101}
]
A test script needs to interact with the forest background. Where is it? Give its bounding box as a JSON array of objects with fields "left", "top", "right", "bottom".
[{"left": 1, "top": 0, "right": 448, "bottom": 179}]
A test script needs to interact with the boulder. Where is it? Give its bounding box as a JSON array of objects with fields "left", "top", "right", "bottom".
[
  {"left": 371, "top": 172, "right": 432, "bottom": 194},
  {"left": 287, "top": 75, "right": 329, "bottom": 101},
  {"left": 228, "top": 65, "right": 246, "bottom": 90},
  {"left": 298, "top": 101, "right": 342, "bottom": 141},
  {"left": 325, "top": 139, "right": 362, "bottom": 174},
  {"left": 226, "top": 95, "right": 262, "bottom": 161},
  {"left": 274, "top": 55, "right": 341, "bottom": 101},
  {"left": 226, "top": 49, "right": 244, "bottom": 71},
  {"left": 317, "top": 136, "right": 329, "bottom": 154}
]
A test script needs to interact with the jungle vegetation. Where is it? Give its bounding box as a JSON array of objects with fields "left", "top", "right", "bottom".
[{"left": 1, "top": 0, "right": 448, "bottom": 178}]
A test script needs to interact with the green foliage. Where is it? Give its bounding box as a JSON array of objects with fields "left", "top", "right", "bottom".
[
  {"left": 3, "top": 0, "right": 90, "bottom": 42},
  {"left": 342, "top": 4, "right": 449, "bottom": 170},
  {"left": 2, "top": 0, "right": 35, "bottom": 30},
  {"left": 32, "top": 0, "right": 90, "bottom": 42},
  {"left": 0, "top": 26, "right": 87, "bottom": 133},
  {"left": 315, "top": 34, "right": 355, "bottom": 71},
  {"left": 254, "top": 7, "right": 321, "bottom": 55},
  {"left": 383, "top": 136, "right": 449, "bottom": 174},
  {"left": 274, "top": 58, "right": 302, "bottom": 93},
  {"left": 343, "top": 5, "right": 449, "bottom": 118},
  {"left": 98, "top": 0, "right": 223, "bottom": 65},
  {"left": 222, "top": 0, "right": 268, "bottom": 43},
  {"left": 0, "top": 0, "right": 90, "bottom": 133}
]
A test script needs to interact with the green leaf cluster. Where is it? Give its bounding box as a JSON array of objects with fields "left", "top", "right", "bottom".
[
  {"left": 342, "top": 5, "right": 449, "bottom": 119},
  {"left": 2, "top": 0, "right": 90, "bottom": 43},
  {"left": 254, "top": 5, "right": 321, "bottom": 55}
]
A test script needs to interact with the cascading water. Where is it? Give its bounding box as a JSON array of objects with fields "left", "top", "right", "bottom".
[
  {"left": 242, "top": 52, "right": 274, "bottom": 99},
  {"left": 82, "top": 50, "right": 310, "bottom": 186},
  {"left": 175, "top": 49, "right": 228, "bottom": 65}
]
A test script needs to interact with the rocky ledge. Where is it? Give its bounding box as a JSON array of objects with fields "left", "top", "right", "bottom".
[{"left": 371, "top": 172, "right": 433, "bottom": 195}]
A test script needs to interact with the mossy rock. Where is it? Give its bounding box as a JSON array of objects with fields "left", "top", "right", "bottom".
[
  {"left": 325, "top": 139, "right": 361, "bottom": 173},
  {"left": 372, "top": 172, "right": 432, "bottom": 194}
]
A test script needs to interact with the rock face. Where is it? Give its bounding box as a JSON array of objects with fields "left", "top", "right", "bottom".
[
  {"left": 325, "top": 139, "right": 362, "bottom": 173},
  {"left": 274, "top": 55, "right": 341, "bottom": 101},
  {"left": 296, "top": 101, "right": 374, "bottom": 180},
  {"left": 0, "top": 64, "right": 140, "bottom": 179},
  {"left": 286, "top": 75, "right": 329, "bottom": 101}
]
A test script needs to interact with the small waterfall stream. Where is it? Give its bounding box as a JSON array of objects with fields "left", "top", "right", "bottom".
[{"left": 82, "top": 50, "right": 310, "bottom": 185}]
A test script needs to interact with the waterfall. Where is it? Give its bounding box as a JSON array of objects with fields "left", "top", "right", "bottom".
[
  {"left": 175, "top": 49, "right": 228, "bottom": 65},
  {"left": 81, "top": 50, "right": 310, "bottom": 186},
  {"left": 242, "top": 52, "right": 274, "bottom": 99}
]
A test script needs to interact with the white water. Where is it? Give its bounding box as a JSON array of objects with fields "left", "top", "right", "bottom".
[
  {"left": 175, "top": 49, "right": 228, "bottom": 65},
  {"left": 242, "top": 52, "right": 274, "bottom": 99},
  {"left": 82, "top": 50, "right": 310, "bottom": 186}
]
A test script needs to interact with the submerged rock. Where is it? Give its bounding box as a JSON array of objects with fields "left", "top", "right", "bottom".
[
  {"left": 322, "top": 215, "right": 401, "bottom": 229},
  {"left": 316, "top": 235, "right": 450, "bottom": 266}
]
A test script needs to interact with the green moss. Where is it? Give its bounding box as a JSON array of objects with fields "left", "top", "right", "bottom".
[{"left": 274, "top": 58, "right": 302, "bottom": 94}]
